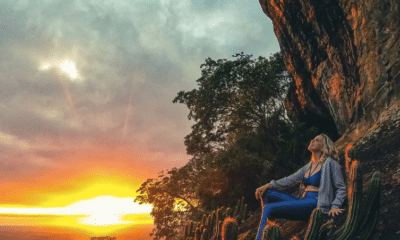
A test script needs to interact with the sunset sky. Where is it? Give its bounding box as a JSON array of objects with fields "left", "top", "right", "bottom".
[{"left": 0, "top": 0, "right": 279, "bottom": 238}]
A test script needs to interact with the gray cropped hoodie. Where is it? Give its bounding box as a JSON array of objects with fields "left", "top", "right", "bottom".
[{"left": 268, "top": 157, "right": 347, "bottom": 214}]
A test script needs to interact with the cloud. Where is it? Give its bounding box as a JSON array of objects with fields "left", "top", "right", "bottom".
[{"left": 0, "top": 0, "right": 279, "bottom": 195}]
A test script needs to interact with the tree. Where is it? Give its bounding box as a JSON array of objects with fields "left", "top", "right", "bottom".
[
  {"left": 135, "top": 52, "right": 318, "bottom": 239},
  {"left": 135, "top": 165, "right": 201, "bottom": 240},
  {"left": 173, "top": 52, "right": 291, "bottom": 157}
]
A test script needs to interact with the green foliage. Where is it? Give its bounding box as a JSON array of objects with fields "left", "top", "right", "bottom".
[
  {"left": 181, "top": 200, "right": 249, "bottom": 240},
  {"left": 331, "top": 162, "right": 363, "bottom": 240},
  {"left": 304, "top": 208, "right": 324, "bottom": 240},
  {"left": 202, "top": 214, "right": 207, "bottom": 226},
  {"left": 322, "top": 163, "right": 382, "bottom": 240},
  {"left": 201, "top": 227, "right": 211, "bottom": 240},
  {"left": 273, "top": 120, "right": 318, "bottom": 176},
  {"left": 173, "top": 52, "right": 290, "bottom": 156},
  {"left": 174, "top": 52, "right": 311, "bottom": 211},
  {"left": 355, "top": 172, "right": 381, "bottom": 239},
  {"left": 261, "top": 225, "right": 281, "bottom": 240},
  {"left": 231, "top": 197, "right": 247, "bottom": 224},
  {"left": 195, "top": 227, "right": 202, "bottom": 240},
  {"left": 135, "top": 166, "right": 201, "bottom": 239},
  {"left": 217, "top": 208, "right": 224, "bottom": 225},
  {"left": 225, "top": 208, "right": 233, "bottom": 218},
  {"left": 136, "top": 51, "right": 321, "bottom": 239},
  {"left": 221, "top": 217, "right": 238, "bottom": 240},
  {"left": 210, "top": 211, "right": 216, "bottom": 235}
]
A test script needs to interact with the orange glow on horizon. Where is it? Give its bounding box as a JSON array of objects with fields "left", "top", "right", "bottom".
[
  {"left": 0, "top": 172, "right": 154, "bottom": 236},
  {"left": 0, "top": 147, "right": 155, "bottom": 207},
  {"left": 0, "top": 144, "right": 164, "bottom": 237},
  {"left": 1, "top": 174, "right": 150, "bottom": 207},
  {"left": 0, "top": 212, "right": 153, "bottom": 236},
  {"left": 0, "top": 193, "right": 153, "bottom": 236}
]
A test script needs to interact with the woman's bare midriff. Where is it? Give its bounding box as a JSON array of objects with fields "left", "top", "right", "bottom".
[
  {"left": 304, "top": 185, "right": 319, "bottom": 192},
  {"left": 300, "top": 185, "right": 319, "bottom": 197}
]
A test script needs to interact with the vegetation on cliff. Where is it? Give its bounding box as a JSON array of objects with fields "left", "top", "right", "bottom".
[{"left": 135, "top": 52, "right": 320, "bottom": 239}]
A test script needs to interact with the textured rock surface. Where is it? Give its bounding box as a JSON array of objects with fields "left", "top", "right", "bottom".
[
  {"left": 259, "top": 0, "right": 400, "bottom": 136},
  {"left": 249, "top": 1, "right": 400, "bottom": 239},
  {"left": 240, "top": 105, "right": 400, "bottom": 239}
]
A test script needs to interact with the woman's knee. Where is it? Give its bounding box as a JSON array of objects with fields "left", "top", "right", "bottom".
[
  {"left": 262, "top": 189, "right": 280, "bottom": 203},
  {"left": 262, "top": 190, "right": 271, "bottom": 204},
  {"left": 262, "top": 189, "right": 275, "bottom": 199}
]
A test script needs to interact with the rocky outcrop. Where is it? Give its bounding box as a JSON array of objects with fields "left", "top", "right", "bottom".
[
  {"left": 240, "top": 104, "right": 400, "bottom": 239},
  {"left": 256, "top": 0, "right": 400, "bottom": 239},
  {"left": 259, "top": 0, "right": 400, "bottom": 137}
]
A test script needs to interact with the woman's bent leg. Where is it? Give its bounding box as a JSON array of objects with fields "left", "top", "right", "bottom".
[
  {"left": 261, "top": 189, "right": 298, "bottom": 206},
  {"left": 255, "top": 192, "right": 318, "bottom": 240},
  {"left": 256, "top": 189, "right": 299, "bottom": 240}
]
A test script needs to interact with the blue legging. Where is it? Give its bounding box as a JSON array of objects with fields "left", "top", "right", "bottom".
[{"left": 255, "top": 189, "right": 319, "bottom": 240}]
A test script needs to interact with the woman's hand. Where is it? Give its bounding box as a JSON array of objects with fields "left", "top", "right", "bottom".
[
  {"left": 255, "top": 184, "right": 270, "bottom": 200},
  {"left": 328, "top": 208, "right": 345, "bottom": 217}
]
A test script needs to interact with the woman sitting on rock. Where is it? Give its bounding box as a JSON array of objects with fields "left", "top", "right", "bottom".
[{"left": 254, "top": 134, "right": 347, "bottom": 240}]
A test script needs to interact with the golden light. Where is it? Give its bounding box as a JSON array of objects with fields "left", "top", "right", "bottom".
[
  {"left": 40, "top": 177, "right": 142, "bottom": 207},
  {"left": 71, "top": 196, "right": 151, "bottom": 226},
  {"left": 0, "top": 196, "right": 153, "bottom": 236},
  {"left": 0, "top": 177, "right": 153, "bottom": 236}
]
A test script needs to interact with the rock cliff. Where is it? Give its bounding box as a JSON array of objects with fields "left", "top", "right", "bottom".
[
  {"left": 259, "top": 0, "right": 400, "bottom": 137},
  {"left": 254, "top": 0, "right": 400, "bottom": 239}
]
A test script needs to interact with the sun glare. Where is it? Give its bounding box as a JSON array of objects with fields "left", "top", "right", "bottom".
[
  {"left": 39, "top": 59, "right": 79, "bottom": 80},
  {"left": 0, "top": 196, "right": 152, "bottom": 221},
  {"left": 61, "top": 60, "right": 78, "bottom": 79},
  {"left": 0, "top": 195, "right": 153, "bottom": 235},
  {"left": 71, "top": 196, "right": 148, "bottom": 226},
  {"left": 0, "top": 177, "right": 153, "bottom": 235}
]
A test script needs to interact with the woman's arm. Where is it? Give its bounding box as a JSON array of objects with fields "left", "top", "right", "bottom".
[
  {"left": 330, "top": 160, "right": 347, "bottom": 209},
  {"left": 269, "top": 164, "right": 309, "bottom": 190}
]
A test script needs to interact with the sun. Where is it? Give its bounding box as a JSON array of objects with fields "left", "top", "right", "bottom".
[
  {"left": 39, "top": 59, "right": 79, "bottom": 80},
  {"left": 0, "top": 196, "right": 151, "bottom": 223},
  {"left": 68, "top": 196, "right": 150, "bottom": 226},
  {"left": 61, "top": 60, "right": 78, "bottom": 79},
  {"left": 0, "top": 195, "right": 153, "bottom": 236},
  {"left": 0, "top": 177, "right": 153, "bottom": 235}
]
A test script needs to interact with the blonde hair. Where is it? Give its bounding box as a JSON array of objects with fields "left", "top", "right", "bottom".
[{"left": 319, "top": 133, "right": 338, "bottom": 161}]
